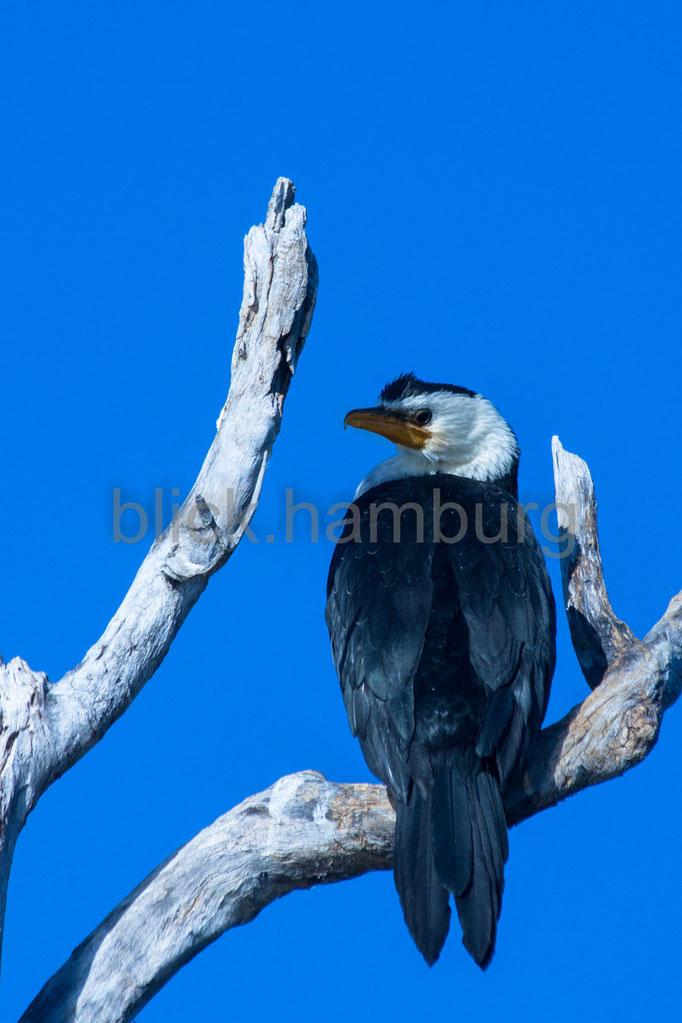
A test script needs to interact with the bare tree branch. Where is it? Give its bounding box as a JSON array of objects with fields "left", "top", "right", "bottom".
[
  {"left": 19, "top": 773, "right": 394, "bottom": 1023},
  {"left": 0, "top": 178, "right": 317, "bottom": 967},
  {"left": 551, "top": 436, "right": 636, "bottom": 687},
  {"left": 505, "top": 439, "right": 681, "bottom": 820},
  {"left": 20, "top": 436, "right": 682, "bottom": 1022}
]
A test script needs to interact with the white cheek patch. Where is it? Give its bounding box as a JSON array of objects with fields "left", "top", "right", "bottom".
[{"left": 360, "top": 390, "right": 518, "bottom": 493}]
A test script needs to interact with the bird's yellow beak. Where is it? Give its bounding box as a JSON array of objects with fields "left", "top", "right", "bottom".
[{"left": 343, "top": 407, "right": 430, "bottom": 450}]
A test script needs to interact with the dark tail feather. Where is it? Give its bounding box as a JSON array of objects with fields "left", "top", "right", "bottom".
[
  {"left": 394, "top": 785, "right": 451, "bottom": 966},
  {"left": 431, "top": 759, "right": 508, "bottom": 969}
]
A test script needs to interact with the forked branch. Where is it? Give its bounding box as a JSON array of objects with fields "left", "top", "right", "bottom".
[{"left": 20, "top": 439, "right": 682, "bottom": 1023}]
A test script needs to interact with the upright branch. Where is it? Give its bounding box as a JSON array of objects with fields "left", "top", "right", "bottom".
[
  {"left": 551, "top": 436, "right": 635, "bottom": 687},
  {"left": 0, "top": 179, "right": 317, "bottom": 967},
  {"left": 505, "top": 437, "right": 682, "bottom": 821},
  {"left": 20, "top": 437, "right": 682, "bottom": 1023}
]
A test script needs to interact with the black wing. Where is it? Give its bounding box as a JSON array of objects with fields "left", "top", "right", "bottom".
[
  {"left": 439, "top": 481, "right": 556, "bottom": 783},
  {"left": 325, "top": 496, "right": 434, "bottom": 800},
  {"left": 325, "top": 475, "right": 555, "bottom": 791}
]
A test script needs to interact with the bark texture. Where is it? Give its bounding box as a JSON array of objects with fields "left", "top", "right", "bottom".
[
  {"left": 0, "top": 178, "right": 317, "bottom": 967},
  {"left": 20, "top": 773, "right": 394, "bottom": 1023},
  {"left": 551, "top": 437, "right": 636, "bottom": 687},
  {"left": 4, "top": 183, "right": 681, "bottom": 1023},
  {"left": 20, "top": 438, "right": 682, "bottom": 1022}
]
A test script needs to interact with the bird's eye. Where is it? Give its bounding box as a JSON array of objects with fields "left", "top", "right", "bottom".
[{"left": 414, "top": 408, "right": 432, "bottom": 426}]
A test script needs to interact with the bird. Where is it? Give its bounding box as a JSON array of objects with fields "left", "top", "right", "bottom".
[{"left": 325, "top": 373, "right": 556, "bottom": 968}]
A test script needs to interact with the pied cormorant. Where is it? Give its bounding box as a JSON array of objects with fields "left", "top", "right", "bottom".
[{"left": 325, "top": 373, "right": 555, "bottom": 967}]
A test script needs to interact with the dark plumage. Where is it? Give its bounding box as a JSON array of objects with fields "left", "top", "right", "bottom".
[
  {"left": 381, "top": 372, "right": 477, "bottom": 403},
  {"left": 326, "top": 472, "right": 555, "bottom": 966}
]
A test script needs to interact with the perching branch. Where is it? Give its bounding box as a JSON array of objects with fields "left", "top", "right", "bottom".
[
  {"left": 20, "top": 773, "right": 395, "bottom": 1023},
  {"left": 20, "top": 438, "right": 682, "bottom": 1023},
  {"left": 5, "top": 183, "right": 679, "bottom": 1021},
  {"left": 0, "top": 178, "right": 317, "bottom": 969}
]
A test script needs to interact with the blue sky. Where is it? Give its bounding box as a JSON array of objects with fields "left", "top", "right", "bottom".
[{"left": 2, "top": 2, "right": 682, "bottom": 1020}]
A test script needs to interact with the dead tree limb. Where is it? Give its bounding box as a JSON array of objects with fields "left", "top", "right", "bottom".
[
  {"left": 551, "top": 436, "right": 636, "bottom": 687},
  {"left": 19, "top": 436, "right": 682, "bottom": 1023},
  {"left": 504, "top": 437, "right": 682, "bottom": 821},
  {"left": 20, "top": 773, "right": 394, "bottom": 1023},
  {"left": 0, "top": 178, "right": 318, "bottom": 971}
]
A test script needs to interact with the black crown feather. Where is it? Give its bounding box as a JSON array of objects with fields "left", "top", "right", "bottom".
[{"left": 380, "top": 372, "right": 477, "bottom": 403}]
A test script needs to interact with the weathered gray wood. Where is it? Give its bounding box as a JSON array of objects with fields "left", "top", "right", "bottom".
[
  {"left": 5, "top": 187, "right": 682, "bottom": 1021},
  {"left": 504, "top": 631, "right": 666, "bottom": 823},
  {"left": 551, "top": 436, "right": 636, "bottom": 687},
  {"left": 0, "top": 178, "right": 317, "bottom": 968},
  {"left": 19, "top": 773, "right": 394, "bottom": 1023},
  {"left": 19, "top": 437, "right": 682, "bottom": 1022},
  {"left": 506, "top": 440, "right": 681, "bottom": 820},
  {"left": 21, "top": 588, "right": 682, "bottom": 1023}
]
